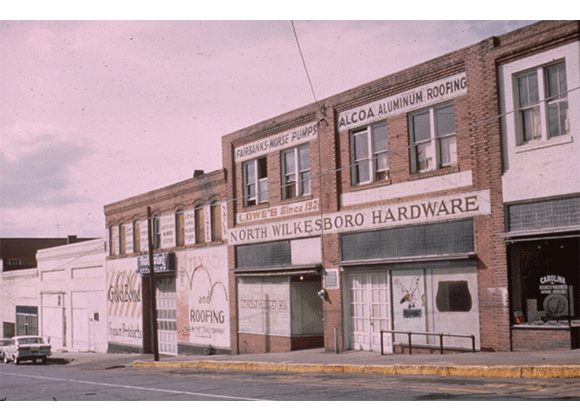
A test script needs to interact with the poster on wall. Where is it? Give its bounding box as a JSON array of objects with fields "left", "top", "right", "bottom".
[
  {"left": 539, "top": 274, "right": 572, "bottom": 318},
  {"left": 391, "top": 270, "right": 426, "bottom": 344},
  {"left": 106, "top": 258, "right": 143, "bottom": 349},
  {"left": 176, "top": 246, "right": 230, "bottom": 350},
  {"left": 238, "top": 277, "right": 290, "bottom": 336}
]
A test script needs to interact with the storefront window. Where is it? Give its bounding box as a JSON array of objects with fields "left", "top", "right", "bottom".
[{"left": 509, "top": 237, "right": 578, "bottom": 325}]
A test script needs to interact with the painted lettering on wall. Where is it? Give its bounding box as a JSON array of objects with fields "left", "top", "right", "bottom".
[
  {"left": 229, "top": 190, "right": 490, "bottom": 245},
  {"left": 234, "top": 122, "right": 318, "bottom": 162},
  {"left": 237, "top": 198, "right": 320, "bottom": 223},
  {"left": 338, "top": 73, "right": 467, "bottom": 131}
]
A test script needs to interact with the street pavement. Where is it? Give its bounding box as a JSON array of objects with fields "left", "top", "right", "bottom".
[{"left": 50, "top": 347, "right": 580, "bottom": 379}]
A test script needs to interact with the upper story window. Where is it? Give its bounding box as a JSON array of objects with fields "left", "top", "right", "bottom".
[
  {"left": 515, "top": 62, "right": 569, "bottom": 145},
  {"left": 282, "top": 144, "right": 310, "bottom": 199},
  {"left": 118, "top": 224, "right": 126, "bottom": 255},
  {"left": 8, "top": 259, "right": 21, "bottom": 266},
  {"left": 243, "top": 157, "right": 268, "bottom": 207},
  {"left": 350, "top": 122, "right": 388, "bottom": 185},
  {"left": 175, "top": 210, "right": 185, "bottom": 247},
  {"left": 195, "top": 206, "right": 205, "bottom": 244},
  {"left": 133, "top": 220, "right": 140, "bottom": 253},
  {"left": 409, "top": 103, "right": 456, "bottom": 173},
  {"left": 153, "top": 216, "right": 161, "bottom": 250},
  {"left": 211, "top": 203, "right": 222, "bottom": 242}
]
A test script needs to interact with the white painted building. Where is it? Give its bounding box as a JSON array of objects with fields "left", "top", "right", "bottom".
[
  {"left": 36, "top": 239, "right": 108, "bottom": 352},
  {"left": 498, "top": 40, "right": 580, "bottom": 348}
]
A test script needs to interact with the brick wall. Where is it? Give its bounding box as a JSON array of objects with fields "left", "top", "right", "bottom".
[{"left": 511, "top": 328, "right": 574, "bottom": 351}]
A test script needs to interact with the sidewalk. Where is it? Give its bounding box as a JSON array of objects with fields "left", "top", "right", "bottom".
[{"left": 52, "top": 347, "right": 580, "bottom": 379}]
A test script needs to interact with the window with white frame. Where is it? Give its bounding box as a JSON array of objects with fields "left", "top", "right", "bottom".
[
  {"left": 515, "top": 61, "right": 569, "bottom": 145},
  {"left": 350, "top": 122, "right": 389, "bottom": 185},
  {"left": 153, "top": 216, "right": 161, "bottom": 249},
  {"left": 243, "top": 157, "right": 268, "bottom": 207},
  {"left": 409, "top": 103, "right": 456, "bottom": 173},
  {"left": 133, "top": 220, "right": 140, "bottom": 253},
  {"left": 281, "top": 144, "right": 311, "bottom": 199},
  {"left": 175, "top": 210, "right": 185, "bottom": 247},
  {"left": 211, "top": 202, "right": 222, "bottom": 242}
]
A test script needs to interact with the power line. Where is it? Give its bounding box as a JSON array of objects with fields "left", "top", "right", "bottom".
[{"left": 291, "top": 21, "right": 321, "bottom": 112}]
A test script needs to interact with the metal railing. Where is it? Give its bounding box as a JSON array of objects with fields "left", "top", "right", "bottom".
[{"left": 380, "top": 330, "right": 476, "bottom": 355}]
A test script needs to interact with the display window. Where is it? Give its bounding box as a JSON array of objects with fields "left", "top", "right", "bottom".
[{"left": 509, "top": 237, "right": 579, "bottom": 325}]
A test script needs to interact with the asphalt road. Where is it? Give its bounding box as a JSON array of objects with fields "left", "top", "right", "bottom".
[{"left": 1, "top": 360, "right": 578, "bottom": 401}]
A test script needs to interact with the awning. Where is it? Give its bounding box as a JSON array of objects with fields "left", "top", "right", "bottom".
[
  {"left": 232, "top": 264, "right": 322, "bottom": 277},
  {"left": 500, "top": 226, "right": 580, "bottom": 243},
  {"left": 337, "top": 252, "right": 476, "bottom": 268}
]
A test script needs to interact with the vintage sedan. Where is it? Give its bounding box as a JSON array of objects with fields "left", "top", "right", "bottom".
[
  {"left": 0, "top": 338, "right": 10, "bottom": 359},
  {"left": 3, "top": 336, "right": 52, "bottom": 364}
]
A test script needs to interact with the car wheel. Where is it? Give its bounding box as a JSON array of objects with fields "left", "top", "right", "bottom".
[
  {"left": 41, "top": 356, "right": 47, "bottom": 364},
  {"left": 14, "top": 358, "right": 20, "bottom": 365},
  {"left": 3, "top": 354, "right": 9, "bottom": 364}
]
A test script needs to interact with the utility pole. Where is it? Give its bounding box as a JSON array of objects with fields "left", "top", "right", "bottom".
[{"left": 147, "top": 206, "right": 159, "bottom": 361}]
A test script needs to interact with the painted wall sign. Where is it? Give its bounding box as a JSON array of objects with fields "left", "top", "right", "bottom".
[
  {"left": 176, "top": 246, "right": 230, "bottom": 349},
  {"left": 237, "top": 198, "right": 320, "bottom": 224},
  {"left": 160, "top": 214, "right": 176, "bottom": 249},
  {"left": 324, "top": 269, "right": 339, "bottom": 289},
  {"left": 106, "top": 258, "right": 143, "bottom": 347},
  {"left": 337, "top": 72, "right": 467, "bottom": 132},
  {"left": 229, "top": 189, "right": 490, "bottom": 245},
  {"left": 137, "top": 252, "right": 176, "bottom": 274},
  {"left": 234, "top": 122, "right": 318, "bottom": 162},
  {"left": 184, "top": 209, "right": 196, "bottom": 246}
]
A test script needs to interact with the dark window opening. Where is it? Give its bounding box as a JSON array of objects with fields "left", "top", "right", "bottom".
[{"left": 435, "top": 280, "right": 473, "bottom": 312}]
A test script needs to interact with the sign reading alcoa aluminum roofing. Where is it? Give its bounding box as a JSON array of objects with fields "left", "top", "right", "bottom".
[
  {"left": 229, "top": 189, "right": 490, "bottom": 245},
  {"left": 234, "top": 122, "right": 318, "bottom": 162},
  {"left": 338, "top": 72, "right": 467, "bottom": 132}
]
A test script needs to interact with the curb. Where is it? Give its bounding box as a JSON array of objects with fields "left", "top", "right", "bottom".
[{"left": 132, "top": 360, "right": 580, "bottom": 379}]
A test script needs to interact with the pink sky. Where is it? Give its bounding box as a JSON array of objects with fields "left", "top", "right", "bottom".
[{"left": 1, "top": 18, "right": 537, "bottom": 238}]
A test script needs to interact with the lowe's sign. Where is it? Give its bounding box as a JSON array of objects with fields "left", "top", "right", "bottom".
[{"left": 137, "top": 252, "right": 176, "bottom": 274}]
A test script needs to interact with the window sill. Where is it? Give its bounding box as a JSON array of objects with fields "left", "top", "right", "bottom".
[
  {"left": 511, "top": 322, "right": 574, "bottom": 330},
  {"left": 350, "top": 177, "right": 392, "bottom": 192},
  {"left": 515, "top": 134, "right": 573, "bottom": 153},
  {"left": 409, "top": 164, "right": 460, "bottom": 181},
  {"left": 281, "top": 194, "right": 314, "bottom": 205}
]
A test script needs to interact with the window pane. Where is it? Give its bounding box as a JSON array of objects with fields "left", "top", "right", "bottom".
[
  {"left": 412, "top": 111, "right": 430, "bottom": 142},
  {"left": 257, "top": 157, "right": 267, "bottom": 178},
  {"left": 528, "top": 71, "right": 539, "bottom": 103},
  {"left": 522, "top": 106, "right": 541, "bottom": 142},
  {"left": 518, "top": 74, "right": 529, "bottom": 106},
  {"left": 283, "top": 150, "right": 295, "bottom": 174},
  {"left": 439, "top": 135, "right": 457, "bottom": 166},
  {"left": 245, "top": 161, "right": 255, "bottom": 183},
  {"left": 353, "top": 131, "right": 369, "bottom": 160},
  {"left": 375, "top": 152, "right": 388, "bottom": 171},
  {"left": 417, "top": 141, "right": 434, "bottom": 171},
  {"left": 300, "top": 172, "right": 311, "bottom": 195},
  {"left": 436, "top": 105, "right": 455, "bottom": 136},
  {"left": 356, "top": 161, "right": 370, "bottom": 183},
  {"left": 372, "top": 123, "right": 388, "bottom": 152},
  {"left": 547, "top": 63, "right": 566, "bottom": 98},
  {"left": 258, "top": 178, "right": 268, "bottom": 203},
  {"left": 299, "top": 145, "right": 310, "bottom": 170}
]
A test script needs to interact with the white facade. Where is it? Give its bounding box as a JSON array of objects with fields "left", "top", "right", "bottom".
[
  {"left": 499, "top": 41, "right": 580, "bottom": 202},
  {"left": 36, "top": 239, "right": 107, "bottom": 352},
  {"left": 0, "top": 268, "right": 39, "bottom": 337}
]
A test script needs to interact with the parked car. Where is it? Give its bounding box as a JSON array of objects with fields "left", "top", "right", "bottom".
[
  {"left": 0, "top": 338, "right": 10, "bottom": 360},
  {"left": 3, "top": 335, "right": 51, "bottom": 364}
]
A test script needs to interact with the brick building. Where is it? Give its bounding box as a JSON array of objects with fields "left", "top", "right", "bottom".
[
  {"left": 222, "top": 21, "right": 579, "bottom": 354},
  {"left": 104, "top": 170, "right": 229, "bottom": 355}
]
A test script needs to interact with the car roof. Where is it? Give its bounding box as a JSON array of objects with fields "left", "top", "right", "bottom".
[{"left": 12, "top": 335, "right": 43, "bottom": 340}]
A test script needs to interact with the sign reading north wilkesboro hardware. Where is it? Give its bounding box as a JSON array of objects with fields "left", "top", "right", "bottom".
[{"left": 229, "top": 190, "right": 490, "bottom": 245}]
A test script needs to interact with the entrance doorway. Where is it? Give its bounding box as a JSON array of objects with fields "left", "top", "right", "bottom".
[
  {"left": 346, "top": 272, "right": 392, "bottom": 352},
  {"left": 156, "top": 277, "right": 177, "bottom": 355}
]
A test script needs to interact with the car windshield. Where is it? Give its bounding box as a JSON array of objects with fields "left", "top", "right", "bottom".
[
  {"left": 17, "top": 337, "right": 43, "bottom": 344},
  {"left": 0, "top": 339, "right": 9, "bottom": 345}
]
